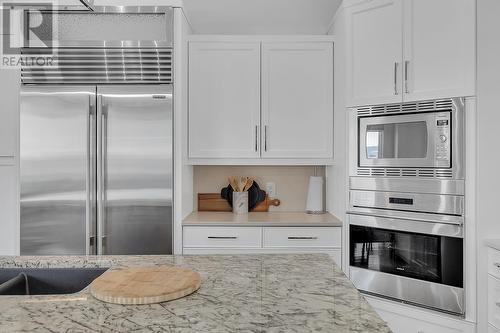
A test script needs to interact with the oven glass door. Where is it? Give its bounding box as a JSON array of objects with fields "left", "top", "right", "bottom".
[
  {"left": 358, "top": 112, "right": 451, "bottom": 168},
  {"left": 350, "top": 225, "right": 462, "bottom": 288}
]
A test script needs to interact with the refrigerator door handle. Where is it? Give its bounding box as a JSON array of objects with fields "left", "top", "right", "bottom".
[
  {"left": 87, "top": 94, "right": 96, "bottom": 255},
  {"left": 97, "top": 94, "right": 108, "bottom": 255}
]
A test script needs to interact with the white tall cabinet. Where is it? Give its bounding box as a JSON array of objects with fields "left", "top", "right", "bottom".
[
  {"left": 346, "top": 0, "right": 475, "bottom": 106},
  {"left": 346, "top": 0, "right": 403, "bottom": 106},
  {"left": 188, "top": 37, "right": 334, "bottom": 164},
  {"left": 0, "top": 69, "right": 20, "bottom": 255},
  {"left": 402, "top": 0, "right": 475, "bottom": 102},
  {"left": 188, "top": 42, "right": 261, "bottom": 159},
  {"left": 261, "top": 43, "right": 333, "bottom": 159}
]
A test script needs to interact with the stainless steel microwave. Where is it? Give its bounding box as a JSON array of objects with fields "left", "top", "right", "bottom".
[{"left": 349, "top": 98, "right": 464, "bottom": 179}]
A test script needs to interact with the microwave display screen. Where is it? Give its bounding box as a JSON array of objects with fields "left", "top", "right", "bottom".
[
  {"left": 365, "top": 121, "right": 428, "bottom": 159},
  {"left": 437, "top": 119, "right": 449, "bottom": 126}
]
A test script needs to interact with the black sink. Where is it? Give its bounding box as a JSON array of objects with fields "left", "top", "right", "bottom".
[{"left": 0, "top": 268, "right": 109, "bottom": 295}]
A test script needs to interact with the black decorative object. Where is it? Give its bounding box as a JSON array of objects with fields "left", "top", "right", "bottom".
[{"left": 221, "top": 181, "right": 266, "bottom": 211}]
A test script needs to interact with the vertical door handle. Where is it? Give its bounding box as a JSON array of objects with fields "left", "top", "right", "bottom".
[
  {"left": 87, "top": 94, "right": 96, "bottom": 255},
  {"left": 394, "top": 62, "right": 399, "bottom": 95},
  {"left": 404, "top": 60, "right": 410, "bottom": 94},
  {"left": 264, "top": 125, "right": 268, "bottom": 151},
  {"left": 97, "top": 94, "right": 108, "bottom": 255},
  {"left": 255, "top": 125, "right": 258, "bottom": 152}
]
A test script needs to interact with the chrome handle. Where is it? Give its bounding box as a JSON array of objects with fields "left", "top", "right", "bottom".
[
  {"left": 404, "top": 60, "right": 410, "bottom": 93},
  {"left": 394, "top": 62, "right": 399, "bottom": 95},
  {"left": 255, "top": 125, "right": 258, "bottom": 152},
  {"left": 86, "top": 95, "right": 95, "bottom": 255},
  {"left": 288, "top": 236, "right": 318, "bottom": 240},
  {"left": 264, "top": 125, "right": 268, "bottom": 151},
  {"left": 208, "top": 236, "right": 238, "bottom": 239},
  {"left": 97, "top": 94, "right": 108, "bottom": 255}
]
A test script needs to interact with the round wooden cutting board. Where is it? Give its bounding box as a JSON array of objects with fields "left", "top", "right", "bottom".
[{"left": 89, "top": 266, "right": 202, "bottom": 305}]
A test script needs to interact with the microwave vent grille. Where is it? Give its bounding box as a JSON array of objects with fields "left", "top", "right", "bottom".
[
  {"left": 357, "top": 168, "right": 452, "bottom": 178},
  {"left": 356, "top": 99, "right": 454, "bottom": 116}
]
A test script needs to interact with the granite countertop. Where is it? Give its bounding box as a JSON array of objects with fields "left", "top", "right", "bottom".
[
  {"left": 183, "top": 211, "right": 343, "bottom": 227},
  {"left": 0, "top": 254, "right": 390, "bottom": 333}
]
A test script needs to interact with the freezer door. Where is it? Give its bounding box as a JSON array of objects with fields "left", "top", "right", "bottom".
[
  {"left": 97, "top": 85, "right": 173, "bottom": 255},
  {"left": 20, "top": 86, "right": 96, "bottom": 255}
]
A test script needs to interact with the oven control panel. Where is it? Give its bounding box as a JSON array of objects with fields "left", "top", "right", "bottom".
[{"left": 435, "top": 113, "right": 451, "bottom": 161}]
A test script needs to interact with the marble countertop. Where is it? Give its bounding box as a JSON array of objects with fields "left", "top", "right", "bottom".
[
  {"left": 0, "top": 254, "right": 390, "bottom": 333},
  {"left": 183, "top": 211, "right": 343, "bottom": 227}
]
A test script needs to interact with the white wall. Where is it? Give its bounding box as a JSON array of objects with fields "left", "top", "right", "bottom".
[
  {"left": 326, "top": 6, "right": 348, "bottom": 272},
  {"left": 476, "top": 0, "right": 500, "bottom": 331}
]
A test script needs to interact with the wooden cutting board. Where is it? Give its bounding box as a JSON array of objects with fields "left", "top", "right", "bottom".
[
  {"left": 90, "top": 266, "right": 201, "bottom": 305},
  {"left": 198, "top": 193, "right": 280, "bottom": 212}
]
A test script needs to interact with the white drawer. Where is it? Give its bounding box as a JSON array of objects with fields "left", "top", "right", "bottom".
[
  {"left": 183, "top": 226, "right": 262, "bottom": 248},
  {"left": 489, "top": 275, "right": 500, "bottom": 329},
  {"left": 263, "top": 227, "right": 341, "bottom": 248},
  {"left": 489, "top": 248, "right": 500, "bottom": 280}
]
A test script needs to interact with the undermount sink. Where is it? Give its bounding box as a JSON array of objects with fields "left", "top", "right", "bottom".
[{"left": 0, "top": 268, "right": 109, "bottom": 296}]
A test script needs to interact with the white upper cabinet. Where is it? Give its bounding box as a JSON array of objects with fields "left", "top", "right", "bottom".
[
  {"left": 402, "top": 0, "right": 475, "bottom": 101},
  {"left": 346, "top": 0, "right": 475, "bottom": 107},
  {"left": 188, "top": 42, "right": 261, "bottom": 159},
  {"left": 347, "top": 0, "right": 403, "bottom": 106},
  {"left": 188, "top": 38, "right": 334, "bottom": 163},
  {"left": 261, "top": 43, "right": 333, "bottom": 159}
]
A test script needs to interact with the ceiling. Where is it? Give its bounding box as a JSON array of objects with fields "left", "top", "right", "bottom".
[{"left": 182, "top": 0, "right": 342, "bottom": 34}]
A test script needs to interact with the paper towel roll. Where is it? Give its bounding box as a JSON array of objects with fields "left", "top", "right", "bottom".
[{"left": 306, "top": 176, "right": 324, "bottom": 214}]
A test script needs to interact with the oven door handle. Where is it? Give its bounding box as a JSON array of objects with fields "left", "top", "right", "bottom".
[{"left": 348, "top": 213, "right": 463, "bottom": 238}]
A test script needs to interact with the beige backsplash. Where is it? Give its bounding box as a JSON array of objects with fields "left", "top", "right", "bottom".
[{"left": 193, "top": 166, "right": 326, "bottom": 212}]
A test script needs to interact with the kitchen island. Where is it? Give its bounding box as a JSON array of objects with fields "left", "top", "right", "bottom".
[{"left": 0, "top": 254, "right": 391, "bottom": 332}]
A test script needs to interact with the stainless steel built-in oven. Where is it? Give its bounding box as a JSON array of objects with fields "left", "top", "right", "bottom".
[
  {"left": 349, "top": 214, "right": 464, "bottom": 315},
  {"left": 348, "top": 98, "right": 467, "bottom": 315},
  {"left": 351, "top": 98, "right": 464, "bottom": 179}
]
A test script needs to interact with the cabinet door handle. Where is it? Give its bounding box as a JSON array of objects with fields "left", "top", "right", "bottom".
[
  {"left": 496, "top": 302, "right": 500, "bottom": 308},
  {"left": 394, "top": 62, "right": 399, "bottom": 95},
  {"left": 288, "top": 236, "right": 318, "bottom": 240},
  {"left": 264, "top": 125, "right": 268, "bottom": 151},
  {"left": 404, "top": 60, "right": 410, "bottom": 93},
  {"left": 255, "top": 125, "right": 258, "bottom": 152},
  {"left": 208, "top": 236, "right": 238, "bottom": 239}
]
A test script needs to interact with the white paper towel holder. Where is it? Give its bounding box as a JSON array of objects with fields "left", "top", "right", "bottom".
[{"left": 306, "top": 168, "right": 325, "bottom": 215}]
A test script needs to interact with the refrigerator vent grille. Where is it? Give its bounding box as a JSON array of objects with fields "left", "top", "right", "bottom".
[
  {"left": 356, "top": 99, "right": 453, "bottom": 116},
  {"left": 356, "top": 168, "right": 453, "bottom": 178},
  {"left": 20, "top": 48, "right": 172, "bottom": 84}
]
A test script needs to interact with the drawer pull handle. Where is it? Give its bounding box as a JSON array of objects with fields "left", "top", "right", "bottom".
[
  {"left": 495, "top": 263, "right": 500, "bottom": 268},
  {"left": 208, "top": 236, "right": 237, "bottom": 239},
  {"left": 288, "top": 236, "right": 318, "bottom": 240}
]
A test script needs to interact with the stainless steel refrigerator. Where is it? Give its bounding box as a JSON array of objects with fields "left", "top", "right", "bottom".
[{"left": 20, "top": 85, "right": 173, "bottom": 255}]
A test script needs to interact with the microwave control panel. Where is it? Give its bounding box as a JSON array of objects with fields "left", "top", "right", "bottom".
[{"left": 435, "top": 113, "right": 451, "bottom": 161}]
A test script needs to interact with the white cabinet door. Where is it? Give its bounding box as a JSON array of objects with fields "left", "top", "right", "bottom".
[
  {"left": 261, "top": 42, "right": 333, "bottom": 159},
  {"left": 0, "top": 164, "right": 18, "bottom": 255},
  {"left": 346, "top": 0, "right": 403, "bottom": 106},
  {"left": 188, "top": 42, "right": 261, "bottom": 159},
  {"left": 402, "top": 0, "right": 475, "bottom": 101}
]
